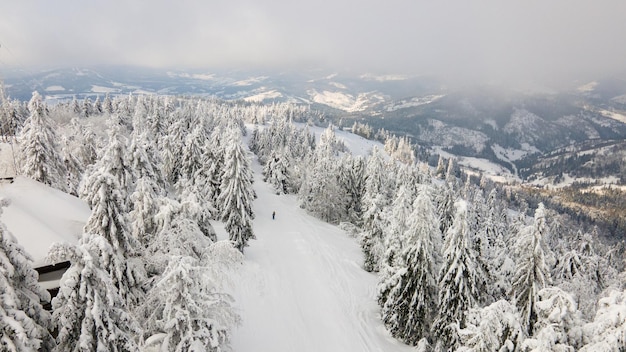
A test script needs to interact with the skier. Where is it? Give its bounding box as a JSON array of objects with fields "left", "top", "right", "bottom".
[{"left": 272, "top": 211, "right": 276, "bottom": 220}]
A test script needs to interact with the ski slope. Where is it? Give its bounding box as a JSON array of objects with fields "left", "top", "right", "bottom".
[{"left": 229, "top": 160, "right": 413, "bottom": 352}]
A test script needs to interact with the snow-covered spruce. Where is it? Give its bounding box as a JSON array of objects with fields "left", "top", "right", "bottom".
[
  {"left": 433, "top": 200, "right": 480, "bottom": 351},
  {"left": 138, "top": 255, "right": 240, "bottom": 352},
  {"left": 48, "top": 235, "right": 141, "bottom": 352},
  {"left": 80, "top": 169, "right": 146, "bottom": 308},
  {"left": 0, "top": 199, "right": 53, "bottom": 351},
  {"left": 218, "top": 125, "right": 256, "bottom": 252},
  {"left": 379, "top": 187, "right": 441, "bottom": 346},
  {"left": 18, "top": 91, "right": 67, "bottom": 191},
  {"left": 512, "top": 202, "right": 551, "bottom": 335}
]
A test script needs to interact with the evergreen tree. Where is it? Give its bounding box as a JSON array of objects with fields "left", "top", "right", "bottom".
[
  {"left": 60, "top": 135, "right": 84, "bottom": 196},
  {"left": 138, "top": 256, "right": 240, "bottom": 352},
  {"left": 433, "top": 200, "right": 480, "bottom": 350},
  {"left": 520, "top": 287, "right": 582, "bottom": 351},
  {"left": 104, "top": 93, "right": 114, "bottom": 114},
  {"left": 93, "top": 95, "right": 103, "bottom": 114},
  {"left": 18, "top": 91, "right": 66, "bottom": 190},
  {"left": 360, "top": 147, "right": 391, "bottom": 272},
  {"left": 263, "top": 151, "right": 291, "bottom": 194},
  {"left": 338, "top": 155, "right": 366, "bottom": 225},
  {"left": 180, "top": 126, "right": 206, "bottom": 181},
  {"left": 129, "top": 177, "right": 162, "bottom": 247},
  {"left": 379, "top": 188, "right": 440, "bottom": 345},
  {"left": 298, "top": 127, "right": 348, "bottom": 223},
  {"left": 435, "top": 155, "right": 446, "bottom": 179},
  {"left": 579, "top": 289, "right": 626, "bottom": 351},
  {"left": 49, "top": 235, "right": 141, "bottom": 352},
  {"left": 217, "top": 127, "right": 255, "bottom": 252},
  {"left": 436, "top": 181, "right": 455, "bottom": 236},
  {"left": 381, "top": 183, "right": 414, "bottom": 273},
  {"left": 457, "top": 300, "right": 523, "bottom": 352},
  {"left": 145, "top": 198, "right": 213, "bottom": 277},
  {"left": 81, "top": 123, "right": 134, "bottom": 198},
  {"left": 0, "top": 200, "right": 53, "bottom": 351},
  {"left": 126, "top": 131, "right": 164, "bottom": 189},
  {"left": 512, "top": 203, "right": 552, "bottom": 335},
  {"left": 81, "top": 170, "right": 146, "bottom": 308}
]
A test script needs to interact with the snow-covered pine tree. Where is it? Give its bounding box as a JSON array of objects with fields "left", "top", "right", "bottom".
[
  {"left": 208, "top": 125, "right": 227, "bottom": 210},
  {"left": 338, "top": 155, "right": 366, "bottom": 226},
  {"left": 129, "top": 177, "right": 162, "bottom": 248},
  {"left": 144, "top": 197, "right": 214, "bottom": 277},
  {"left": 263, "top": 150, "right": 291, "bottom": 194},
  {"left": 520, "top": 287, "right": 583, "bottom": 351},
  {"left": 512, "top": 202, "right": 552, "bottom": 336},
  {"left": 435, "top": 180, "right": 456, "bottom": 236},
  {"left": 80, "top": 122, "right": 134, "bottom": 199},
  {"left": 484, "top": 189, "right": 515, "bottom": 302},
  {"left": 579, "top": 288, "right": 626, "bottom": 351},
  {"left": 467, "top": 188, "right": 490, "bottom": 305},
  {"left": 180, "top": 125, "right": 207, "bottom": 181},
  {"left": 93, "top": 95, "right": 103, "bottom": 114},
  {"left": 298, "top": 126, "right": 348, "bottom": 223},
  {"left": 127, "top": 131, "right": 165, "bottom": 190},
  {"left": 81, "top": 97, "right": 92, "bottom": 118},
  {"left": 160, "top": 134, "right": 179, "bottom": 185},
  {"left": 81, "top": 169, "right": 146, "bottom": 308},
  {"left": 217, "top": 126, "right": 255, "bottom": 252},
  {"left": 379, "top": 187, "right": 441, "bottom": 346},
  {"left": 138, "top": 256, "right": 240, "bottom": 352},
  {"left": 360, "top": 146, "right": 391, "bottom": 272},
  {"left": 0, "top": 200, "right": 53, "bottom": 351},
  {"left": 435, "top": 155, "right": 446, "bottom": 179},
  {"left": 48, "top": 235, "right": 141, "bottom": 352},
  {"left": 381, "top": 183, "right": 414, "bottom": 274},
  {"left": 104, "top": 93, "right": 114, "bottom": 114},
  {"left": 18, "top": 91, "right": 66, "bottom": 190},
  {"left": 433, "top": 200, "right": 480, "bottom": 351},
  {"left": 445, "top": 157, "right": 458, "bottom": 189},
  {"left": 457, "top": 300, "right": 523, "bottom": 352},
  {"left": 178, "top": 178, "right": 218, "bottom": 242},
  {"left": 60, "top": 135, "right": 84, "bottom": 196}
]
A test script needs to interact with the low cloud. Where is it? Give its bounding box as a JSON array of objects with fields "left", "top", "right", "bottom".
[{"left": 1, "top": 0, "right": 625, "bottom": 87}]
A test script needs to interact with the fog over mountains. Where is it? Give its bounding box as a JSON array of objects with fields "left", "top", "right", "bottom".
[{"left": 3, "top": 66, "right": 626, "bottom": 186}]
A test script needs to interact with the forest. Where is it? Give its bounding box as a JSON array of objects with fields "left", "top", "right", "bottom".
[{"left": 1, "top": 90, "right": 626, "bottom": 351}]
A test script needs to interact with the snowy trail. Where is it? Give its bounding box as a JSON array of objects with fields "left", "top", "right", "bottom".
[{"left": 230, "top": 160, "right": 413, "bottom": 352}]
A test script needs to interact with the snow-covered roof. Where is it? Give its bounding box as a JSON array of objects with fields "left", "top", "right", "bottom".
[{"left": 0, "top": 176, "right": 91, "bottom": 268}]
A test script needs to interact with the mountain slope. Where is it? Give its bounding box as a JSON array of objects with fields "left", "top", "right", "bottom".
[{"left": 230, "top": 160, "right": 412, "bottom": 352}]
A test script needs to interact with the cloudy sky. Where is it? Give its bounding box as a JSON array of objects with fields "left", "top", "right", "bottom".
[{"left": 1, "top": 1, "right": 625, "bottom": 85}]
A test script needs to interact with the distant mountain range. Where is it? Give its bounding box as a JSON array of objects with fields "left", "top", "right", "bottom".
[{"left": 2, "top": 66, "right": 625, "bottom": 186}]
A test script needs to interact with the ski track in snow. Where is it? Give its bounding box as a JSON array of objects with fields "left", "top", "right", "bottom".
[{"left": 230, "top": 159, "right": 413, "bottom": 352}]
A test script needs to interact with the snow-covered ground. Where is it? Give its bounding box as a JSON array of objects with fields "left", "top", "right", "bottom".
[
  {"left": 243, "top": 89, "right": 283, "bottom": 102},
  {"left": 307, "top": 89, "right": 385, "bottom": 112},
  {"left": 384, "top": 95, "right": 444, "bottom": 112},
  {"left": 229, "top": 159, "right": 413, "bottom": 352}
]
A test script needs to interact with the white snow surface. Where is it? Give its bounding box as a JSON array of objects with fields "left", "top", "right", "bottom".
[
  {"left": 0, "top": 176, "right": 91, "bottom": 267},
  {"left": 91, "top": 85, "right": 119, "bottom": 93},
  {"left": 599, "top": 109, "right": 626, "bottom": 124},
  {"left": 230, "top": 159, "right": 413, "bottom": 352},
  {"left": 384, "top": 95, "right": 444, "bottom": 112},
  {"left": 243, "top": 89, "right": 283, "bottom": 102},
  {"left": 45, "top": 85, "right": 66, "bottom": 92},
  {"left": 307, "top": 89, "right": 385, "bottom": 112}
]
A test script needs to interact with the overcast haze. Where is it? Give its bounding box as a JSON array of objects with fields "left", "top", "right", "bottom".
[{"left": 1, "top": 1, "right": 625, "bottom": 86}]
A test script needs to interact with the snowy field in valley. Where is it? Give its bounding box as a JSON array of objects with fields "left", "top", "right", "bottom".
[{"left": 227, "top": 158, "right": 413, "bottom": 352}]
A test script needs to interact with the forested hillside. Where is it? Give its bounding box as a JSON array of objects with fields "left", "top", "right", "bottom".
[{"left": 1, "top": 90, "right": 625, "bottom": 351}]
